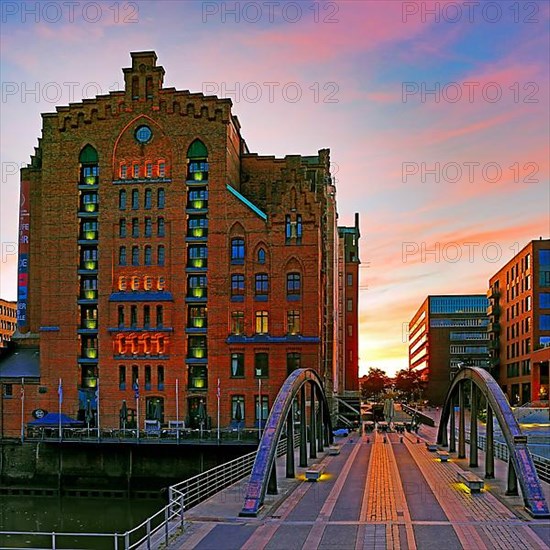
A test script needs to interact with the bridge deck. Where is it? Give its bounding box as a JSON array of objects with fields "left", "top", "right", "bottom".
[{"left": 167, "top": 425, "right": 550, "bottom": 550}]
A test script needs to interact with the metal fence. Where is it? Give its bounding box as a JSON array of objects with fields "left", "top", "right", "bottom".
[{"left": 0, "top": 434, "right": 299, "bottom": 550}]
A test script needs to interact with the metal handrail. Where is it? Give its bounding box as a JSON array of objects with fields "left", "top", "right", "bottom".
[{"left": 0, "top": 433, "right": 300, "bottom": 550}]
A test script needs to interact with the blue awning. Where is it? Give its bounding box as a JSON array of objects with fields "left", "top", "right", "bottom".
[
  {"left": 109, "top": 291, "right": 173, "bottom": 302},
  {"left": 0, "top": 348, "right": 40, "bottom": 379},
  {"left": 28, "top": 412, "right": 83, "bottom": 426}
]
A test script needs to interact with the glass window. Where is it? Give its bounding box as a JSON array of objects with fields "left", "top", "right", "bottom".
[
  {"left": 231, "top": 274, "right": 245, "bottom": 297},
  {"left": 287, "top": 310, "right": 300, "bottom": 334},
  {"left": 347, "top": 299, "right": 353, "bottom": 311},
  {"left": 257, "top": 248, "right": 266, "bottom": 264},
  {"left": 230, "top": 353, "right": 244, "bottom": 377},
  {"left": 255, "top": 311, "right": 269, "bottom": 334},
  {"left": 296, "top": 215, "right": 302, "bottom": 243},
  {"left": 158, "top": 162, "right": 165, "bottom": 178},
  {"left": 285, "top": 215, "right": 291, "bottom": 243},
  {"left": 145, "top": 365, "right": 152, "bottom": 390},
  {"left": 119, "top": 219, "right": 126, "bottom": 238},
  {"left": 231, "top": 238, "right": 245, "bottom": 262},
  {"left": 144, "top": 305, "right": 150, "bottom": 327},
  {"left": 287, "top": 273, "right": 301, "bottom": 295},
  {"left": 255, "top": 273, "right": 269, "bottom": 296},
  {"left": 133, "top": 164, "right": 140, "bottom": 179},
  {"left": 158, "top": 245, "right": 165, "bottom": 266},
  {"left": 132, "top": 218, "right": 139, "bottom": 238},
  {"left": 157, "top": 217, "right": 165, "bottom": 237},
  {"left": 132, "top": 365, "right": 139, "bottom": 386},
  {"left": 155, "top": 305, "right": 163, "bottom": 327},
  {"left": 146, "top": 163, "right": 152, "bottom": 178},
  {"left": 119, "top": 189, "right": 127, "bottom": 210},
  {"left": 119, "top": 246, "right": 127, "bottom": 266},
  {"left": 255, "top": 395, "right": 269, "bottom": 423},
  {"left": 254, "top": 352, "right": 268, "bottom": 377},
  {"left": 144, "top": 188, "right": 152, "bottom": 209},
  {"left": 540, "top": 315, "right": 550, "bottom": 331},
  {"left": 429, "top": 296, "right": 488, "bottom": 314},
  {"left": 231, "top": 395, "right": 245, "bottom": 421},
  {"left": 287, "top": 352, "right": 301, "bottom": 375},
  {"left": 157, "top": 366, "right": 164, "bottom": 390},
  {"left": 132, "top": 246, "right": 139, "bottom": 266},
  {"left": 157, "top": 188, "right": 165, "bottom": 208},
  {"left": 119, "top": 366, "right": 126, "bottom": 390},
  {"left": 231, "top": 311, "right": 244, "bottom": 335},
  {"left": 144, "top": 245, "right": 152, "bottom": 266},
  {"left": 120, "top": 165, "right": 127, "bottom": 179},
  {"left": 130, "top": 306, "right": 138, "bottom": 328},
  {"left": 347, "top": 273, "right": 353, "bottom": 286},
  {"left": 118, "top": 306, "right": 125, "bottom": 328},
  {"left": 132, "top": 189, "right": 139, "bottom": 209},
  {"left": 541, "top": 293, "right": 550, "bottom": 309},
  {"left": 144, "top": 217, "right": 152, "bottom": 237}
]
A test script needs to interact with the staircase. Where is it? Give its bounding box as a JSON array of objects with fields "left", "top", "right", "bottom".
[{"left": 335, "top": 393, "right": 361, "bottom": 428}]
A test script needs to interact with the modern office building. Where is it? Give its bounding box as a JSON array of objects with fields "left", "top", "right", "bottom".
[
  {"left": 408, "top": 295, "right": 489, "bottom": 404},
  {"left": 487, "top": 239, "right": 550, "bottom": 404},
  {"left": 0, "top": 51, "right": 360, "bottom": 437}
]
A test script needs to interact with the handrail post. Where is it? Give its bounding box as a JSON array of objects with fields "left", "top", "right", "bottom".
[
  {"left": 165, "top": 506, "right": 169, "bottom": 545},
  {"left": 52, "top": 532, "right": 56, "bottom": 550},
  {"left": 114, "top": 533, "right": 119, "bottom": 550},
  {"left": 180, "top": 494, "right": 185, "bottom": 528},
  {"left": 146, "top": 519, "right": 151, "bottom": 549},
  {"left": 125, "top": 530, "right": 130, "bottom": 549}
]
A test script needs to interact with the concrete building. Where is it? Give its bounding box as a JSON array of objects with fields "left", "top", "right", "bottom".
[
  {"left": 409, "top": 295, "right": 489, "bottom": 404},
  {"left": 0, "top": 51, "right": 360, "bottom": 437},
  {"left": 487, "top": 239, "right": 550, "bottom": 404}
]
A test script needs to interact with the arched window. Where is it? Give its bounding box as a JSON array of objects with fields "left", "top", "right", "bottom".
[
  {"left": 157, "top": 245, "right": 165, "bottom": 266},
  {"left": 257, "top": 248, "right": 266, "bottom": 264},
  {"left": 119, "top": 246, "right": 127, "bottom": 266},
  {"left": 119, "top": 219, "right": 126, "bottom": 238},
  {"left": 144, "top": 245, "right": 152, "bottom": 266},
  {"left": 119, "top": 190, "right": 127, "bottom": 210},
  {"left": 187, "top": 139, "right": 209, "bottom": 180},
  {"left": 132, "top": 246, "right": 139, "bottom": 266},
  {"left": 132, "top": 189, "right": 139, "bottom": 210},
  {"left": 132, "top": 76, "right": 139, "bottom": 100},
  {"left": 157, "top": 188, "right": 165, "bottom": 209},
  {"left": 79, "top": 145, "right": 99, "bottom": 185},
  {"left": 144, "top": 188, "right": 152, "bottom": 209},
  {"left": 157, "top": 217, "right": 165, "bottom": 237}
]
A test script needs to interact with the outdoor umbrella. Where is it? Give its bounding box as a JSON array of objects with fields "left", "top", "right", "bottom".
[{"left": 120, "top": 400, "right": 128, "bottom": 430}]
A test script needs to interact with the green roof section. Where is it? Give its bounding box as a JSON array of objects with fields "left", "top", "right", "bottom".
[
  {"left": 187, "top": 139, "right": 208, "bottom": 159},
  {"left": 226, "top": 184, "right": 267, "bottom": 221}
]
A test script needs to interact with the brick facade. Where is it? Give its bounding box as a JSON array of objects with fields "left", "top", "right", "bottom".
[{"left": 1, "top": 51, "right": 360, "bottom": 436}]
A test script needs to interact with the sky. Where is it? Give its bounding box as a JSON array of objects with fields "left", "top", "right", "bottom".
[{"left": 0, "top": 0, "right": 549, "bottom": 377}]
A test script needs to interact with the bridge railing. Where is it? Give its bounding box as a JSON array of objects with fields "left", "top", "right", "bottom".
[{"left": 457, "top": 428, "right": 550, "bottom": 484}]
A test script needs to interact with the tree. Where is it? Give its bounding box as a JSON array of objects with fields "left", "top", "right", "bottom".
[
  {"left": 393, "top": 369, "right": 425, "bottom": 402},
  {"left": 360, "top": 367, "right": 390, "bottom": 400}
]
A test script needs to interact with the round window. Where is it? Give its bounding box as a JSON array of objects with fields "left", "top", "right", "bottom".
[{"left": 135, "top": 125, "right": 152, "bottom": 143}]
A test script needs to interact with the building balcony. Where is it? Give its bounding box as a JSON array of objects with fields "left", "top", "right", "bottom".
[
  {"left": 80, "top": 202, "right": 99, "bottom": 214},
  {"left": 186, "top": 259, "right": 208, "bottom": 270},
  {"left": 81, "top": 376, "right": 98, "bottom": 389},
  {"left": 81, "top": 319, "right": 98, "bottom": 330},
  {"left": 187, "top": 287, "right": 207, "bottom": 299},
  {"left": 487, "top": 287, "right": 500, "bottom": 300},
  {"left": 82, "top": 347, "right": 98, "bottom": 359},
  {"left": 489, "top": 339, "right": 499, "bottom": 350},
  {"left": 187, "top": 347, "right": 207, "bottom": 360},
  {"left": 80, "top": 289, "right": 98, "bottom": 301},
  {"left": 487, "top": 303, "right": 500, "bottom": 317},
  {"left": 80, "top": 230, "right": 98, "bottom": 241},
  {"left": 487, "top": 322, "right": 500, "bottom": 333},
  {"left": 188, "top": 317, "right": 207, "bottom": 329},
  {"left": 80, "top": 260, "right": 98, "bottom": 271}
]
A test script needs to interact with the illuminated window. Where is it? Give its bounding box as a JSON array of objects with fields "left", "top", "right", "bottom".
[
  {"left": 255, "top": 311, "right": 269, "bottom": 334},
  {"left": 231, "top": 311, "right": 244, "bottom": 334},
  {"left": 144, "top": 276, "right": 153, "bottom": 291},
  {"left": 131, "top": 276, "right": 140, "bottom": 291},
  {"left": 287, "top": 311, "right": 300, "bottom": 334},
  {"left": 133, "top": 164, "right": 140, "bottom": 179},
  {"left": 146, "top": 163, "right": 152, "bottom": 178},
  {"left": 120, "top": 165, "right": 127, "bottom": 179},
  {"left": 158, "top": 162, "right": 165, "bottom": 178}
]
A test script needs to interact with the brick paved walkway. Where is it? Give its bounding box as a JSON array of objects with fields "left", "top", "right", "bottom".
[{"left": 167, "top": 426, "right": 550, "bottom": 550}]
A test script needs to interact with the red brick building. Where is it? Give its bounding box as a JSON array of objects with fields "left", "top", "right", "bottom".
[
  {"left": 487, "top": 239, "right": 550, "bottom": 404},
  {"left": 1, "top": 51, "right": 360, "bottom": 436}
]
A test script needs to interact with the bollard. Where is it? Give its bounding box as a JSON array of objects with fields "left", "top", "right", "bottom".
[{"left": 400, "top": 436, "right": 403, "bottom": 443}]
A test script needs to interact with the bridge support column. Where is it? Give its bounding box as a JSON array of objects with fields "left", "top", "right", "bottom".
[
  {"left": 300, "top": 386, "right": 308, "bottom": 467},
  {"left": 449, "top": 393, "right": 456, "bottom": 453},
  {"left": 317, "top": 388, "right": 324, "bottom": 453},
  {"left": 469, "top": 381, "right": 478, "bottom": 467},
  {"left": 458, "top": 382, "right": 466, "bottom": 459},
  {"left": 506, "top": 458, "right": 519, "bottom": 496},
  {"left": 267, "top": 462, "right": 278, "bottom": 495},
  {"left": 286, "top": 412, "right": 295, "bottom": 478},
  {"left": 310, "top": 382, "right": 317, "bottom": 459},
  {"left": 485, "top": 405, "right": 495, "bottom": 479}
]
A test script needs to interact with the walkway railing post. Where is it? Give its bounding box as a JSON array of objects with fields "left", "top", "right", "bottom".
[
  {"left": 286, "top": 411, "right": 295, "bottom": 478},
  {"left": 506, "top": 458, "right": 519, "bottom": 495},
  {"left": 309, "top": 382, "right": 317, "bottom": 459},
  {"left": 469, "top": 381, "right": 478, "bottom": 467},
  {"left": 449, "top": 393, "right": 456, "bottom": 453},
  {"left": 267, "top": 461, "right": 278, "bottom": 495},
  {"left": 485, "top": 405, "right": 495, "bottom": 479},
  {"left": 317, "top": 387, "right": 324, "bottom": 453},
  {"left": 458, "top": 382, "right": 466, "bottom": 458},
  {"left": 300, "top": 385, "right": 307, "bottom": 467}
]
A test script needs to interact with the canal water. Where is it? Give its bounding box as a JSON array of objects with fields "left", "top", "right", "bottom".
[{"left": 0, "top": 494, "right": 164, "bottom": 549}]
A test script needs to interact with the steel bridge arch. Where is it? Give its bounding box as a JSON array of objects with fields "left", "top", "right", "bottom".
[
  {"left": 240, "top": 368, "right": 333, "bottom": 517},
  {"left": 437, "top": 366, "right": 549, "bottom": 518}
]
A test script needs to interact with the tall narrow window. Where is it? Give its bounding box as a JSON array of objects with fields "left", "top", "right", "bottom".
[
  {"left": 157, "top": 245, "right": 165, "bottom": 266},
  {"left": 132, "top": 218, "right": 139, "bottom": 238},
  {"left": 132, "top": 76, "right": 139, "bottom": 99},
  {"left": 257, "top": 248, "right": 266, "bottom": 264},
  {"left": 157, "top": 217, "right": 165, "bottom": 237},
  {"left": 230, "top": 353, "right": 244, "bottom": 377},
  {"left": 120, "top": 165, "right": 127, "bottom": 179},
  {"left": 119, "top": 246, "right": 127, "bottom": 266},
  {"left": 146, "top": 76, "right": 153, "bottom": 99},
  {"left": 231, "top": 311, "right": 244, "bottom": 334},
  {"left": 287, "top": 310, "right": 300, "bottom": 334},
  {"left": 132, "top": 246, "right": 139, "bottom": 266},
  {"left": 119, "top": 366, "right": 126, "bottom": 390},
  {"left": 255, "top": 273, "right": 269, "bottom": 297},
  {"left": 231, "top": 274, "right": 245, "bottom": 298},
  {"left": 231, "top": 395, "right": 245, "bottom": 422},
  {"left": 144, "top": 188, "right": 152, "bottom": 209},
  {"left": 287, "top": 352, "right": 301, "bottom": 375},
  {"left": 255, "top": 395, "right": 269, "bottom": 425},
  {"left": 157, "top": 188, "right": 165, "bottom": 208},
  {"left": 119, "top": 219, "right": 127, "bottom": 238},
  {"left": 132, "top": 189, "right": 139, "bottom": 209},
  {"left": 296, "top": 215, "right": 302, "bottom": 244},
  {"left": 118, "top": 306, "right": 125, "bottom": 328},
  {"left": 132, "top": 365, "right": 139, "bottom": 386},
  {"left": 285, "top": 215, "right": 292, "bottom": 243},
  {"left": 231, "top": 238, "right": 245, "bottom": 263},
  {"left": 254, "top": 352, "right": 268, "bottom": 377},
  {"left": 158, "top": 162, "right": 165, "bottom": 178},
  {"left": 156, "top": 305, "right": 163, "bottom": 327},
  {"left": 119, "top": 190, "right": 127, "bottom": 210},
  {"left": 144, "top": 246, "right": 152, "bottom": 266},
  {"left": 145, "top": 365, "right": 152, "bottom": 390},
  {"left": 287, "top": 273, "right": 301, "bottom": 296},
  {"left": 157, "top": 365, "right": 164, "bottom": 390},
  {"left": 144, "top": 217, "right": 152, "bottom": 237},
  {"left": 146, "top": 163, "right": 152, "bottom": 178},
  {"left": 131, "top": 306, "right": 138, "bottom": 328}
]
